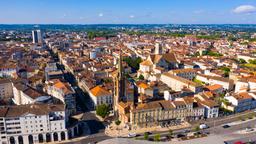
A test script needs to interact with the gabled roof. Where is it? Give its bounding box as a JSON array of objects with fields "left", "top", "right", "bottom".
[
  {"left": 140, "top": 59, "right": 153, "bottom": 66},
  {"left": 0, "top": 104, "right": 65, "bottom": 117},
  {"left": 90, "top": 86, "right": 111, "bottom": 97},
  {"left": 206, "top": 84, "right": 223, "bottom": 91},
  {"left": 52, "top": 79, "right": 74, "bottom": 95},
  {"left": 138, "top": 82, "right": 149, "bottom": 89},
  {"left": 162, "top": 52, "right": 178, "bottom": 63}
]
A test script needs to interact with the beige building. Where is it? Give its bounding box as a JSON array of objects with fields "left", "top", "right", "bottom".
[
  {"left": 0, "top": 79, "right": 13, "bottom": 100},
  {"left": 169, "top": 68, "right": 197, "bottom": 81},
  {"left": 13, "top": 82, "right": 47, "bottom": 105},
  {"left": 46, "top": 79, "right": 76, "bottom": 116},
  {"left": 126, "top": 97, "right": 205, "bottom": 129},
  {"left": 160, "top": 73, "right": 203, "bottom": 93}
]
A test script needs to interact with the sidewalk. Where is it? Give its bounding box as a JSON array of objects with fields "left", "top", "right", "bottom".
[
  {"left": 53, "top": 122, "right": 91, "bottom": 144},
  {"left": 105, "top": 121, "right": 191, "bottom": 137},
  {"left": 191, "top": 110, "right": 256, "bottom": 127}
]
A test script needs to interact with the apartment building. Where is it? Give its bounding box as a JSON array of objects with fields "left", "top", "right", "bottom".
[
  {"left": 46, "top": 79, "right": 76, "bottom": 116},
  {"left": 0, "top": 65, "right": 17, "bottom": 78},
  {"left": 196, "top": 74, "right": 234, "bottom": 91},
  {"left": 129, "top": 98, "right": 205, "bottom": 128},
  {"left": 0, "top": 104, "right": 80, "bottom": 144},
  {"left": 160, "top": 73, "right": 203, "bottom": 93},
  {"left": 0, "top": 79, "right": 13, "bottom": 100},
  {"left": 12, "top": 82, "right": 48, "bottom": 105},
  {"left": 223, "top": 92, "right": 256, "bottom": 113},
  {"left": 168, "top": 68, "right": 197, "bottom": 81}
]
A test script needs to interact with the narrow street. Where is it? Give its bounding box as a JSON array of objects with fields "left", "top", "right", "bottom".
[{"left": 48, "top": 47, "right": 111, "bottom": 143}]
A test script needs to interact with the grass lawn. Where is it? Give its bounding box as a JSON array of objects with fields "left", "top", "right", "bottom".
[
  {"left": 243, "top": 63, "right": 256, "bottom": 69},
  {"left": 193, "top": 79, "right": 204, "bottom": 85}
]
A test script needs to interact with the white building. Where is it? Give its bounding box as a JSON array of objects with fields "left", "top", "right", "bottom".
[
  {"left": 13, "top": 82, "right": 48, "bottom": 105},
  {"left": 195, "top": 95, "right": 219, "bottom": 118},
  {"left": 0, "top": 104, "right": 80, "bottom": 144},
  {"left": 196, "top": 74, "right": 234, "bottom": 91},
  {"left": 235, "top": 80, "right": 249, "bottom": 93},
  {"left": 168, "top": 68, "right": 197, "bottom": 81},
  {"left": 89, "top": 86, "right": 112, "bottom": 108},
  {"left": 0, "top": 65, "right": 17, "bottom": 78},
  {"left": 46, "top": 79, "right": 76, "bottom": 116},
  {"left": 160, "top": 72, "right": 203, "bottom": 93},
  {"left": 223, "top": 92, "right": 256, "bottom": 113}
]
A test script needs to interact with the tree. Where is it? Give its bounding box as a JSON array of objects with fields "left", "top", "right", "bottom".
[
  {"left": 115, "top": 120, "right": 121, "bottom": 126},
  {"left": 154, "top": 134, "right": 161, "bottom": 141},
  {"left": 249, "top": 59, "right": 256, "bottom": 65},
  {"left": 138, "top": 75, "right": 144, "bottom": 80},
  {"left": 168, "top": 129, "right": 173, "bottom": 137},
  {"left": 87, "top": 31, "right": 96, "bottom": 40},
  {"left": 144, "top": 132, "right": 149, "bottom": 140},
  {"left": 239, "top": 58, "right": 246, "bottom": 64},
  {"left": 96, "top": 104, "right": 110, "bottom": 118},
  {"left": 193, "top": 126, "right": 200, "bottom": 132},
  {"left": 123, "top": 57, "right": 142, "bottom": 70}
]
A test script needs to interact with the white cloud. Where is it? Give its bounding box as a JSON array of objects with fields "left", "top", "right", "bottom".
[
  {"left": 129, "top": 15, "right": 135, "bottom": 18},
  {"left": 98, "top": 13, "right": 104, "bottom": 17},
  {"left": 233, "top": 5, "right": 256, "bottom": 14}
]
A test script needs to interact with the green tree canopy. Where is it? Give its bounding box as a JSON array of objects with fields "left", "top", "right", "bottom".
[
  {"left": 154, "top": 134, "right": 161, "bottom": 141},
  {"left": 144, "top": 132, "right": 149, "bottom": 140},
  {"left": 138, "top": 75, "right": 144, "bottom": 80},
  {"left": 115, "top": 120, "right": 121, "bottom": 126},
  {"left": 123, "top": 57, "right": 142, "bottom": 70},
  {"left": 96, "top": 104, "right": 111, "bottom": 118},
  {"left": 239, "top": 58, "right": 247, "bottom": 64}
]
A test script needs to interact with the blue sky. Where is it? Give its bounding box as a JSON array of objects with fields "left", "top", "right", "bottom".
[{"left": 0, "top": 0, "right": 256, "bottom": 24}]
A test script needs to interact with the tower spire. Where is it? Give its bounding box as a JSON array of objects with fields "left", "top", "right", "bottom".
[{"left": 118, "top": 46, "right": 123, "bottom": 80}]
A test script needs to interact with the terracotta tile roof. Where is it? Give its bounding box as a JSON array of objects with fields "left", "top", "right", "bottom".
[
  {"left": 0, "top": 104, "right": 65, "bottom": 117},
  {"left": 90, "top": 86, "right": 111, "bottom": 97},
  {"left": 138, "top": 82, "right": 149, "bottom": 89},
  {"left": 140, "top": 59, "right": 153, "bottom": 66},
  {"left": 0, "top": 79, "right": 11, "bottom": 84},
  {"left": 203, "top": 91, "right": 214, "bottom": 99},
  {"left": 162, "top": 52, "right": 178, "bottom": 63},
  {"left": 162, "top": 72, "right": 202, "bottom": 87},
  {"left": 195, "top": 97, "right": 218, "bottom": 108},
  {"left": 234, "top": 92, "right": 253, "bottom": 100},
  {"left": 160, "top": 100, "right": 175, "bottom": 109},
  {"left": 206, "top": 84, "right": 223, "bottom": 91},
  {"left": 23, "top": 88, "right": 45, "bottom": 99},
  {"left": 52, "top": 79, "right": 74, "bottom": 95},
  {"left": 197, "top": 74, "right": 233, "bottom": 83},
  {"left": 170, "top": 68, "right": 197, "bottom": 74},
  {"left": 249, "top": 78, "right": 256, "bottom": 83},
  {"left": 135, "top": 101, "right": 162, "bottom": 111}
]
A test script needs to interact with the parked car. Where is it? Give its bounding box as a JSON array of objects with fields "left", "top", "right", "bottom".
[
  {"left": 199, "top": 124, "right": 209, "bottom": 129},
  {"left": 145, "top": 132, "right": 152, "bottom": 135},
  {"left": 176, "top": 133, "right": 186, "bottom": 138},
  {"left": 128, "top": 133, "right": 137, "bottom": 138},
  {"left": 222, "top": 124, "right": 230, "bottom": 128},
  {"left": 245, "top": 127, "right": 254, "bottom": 132}
]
